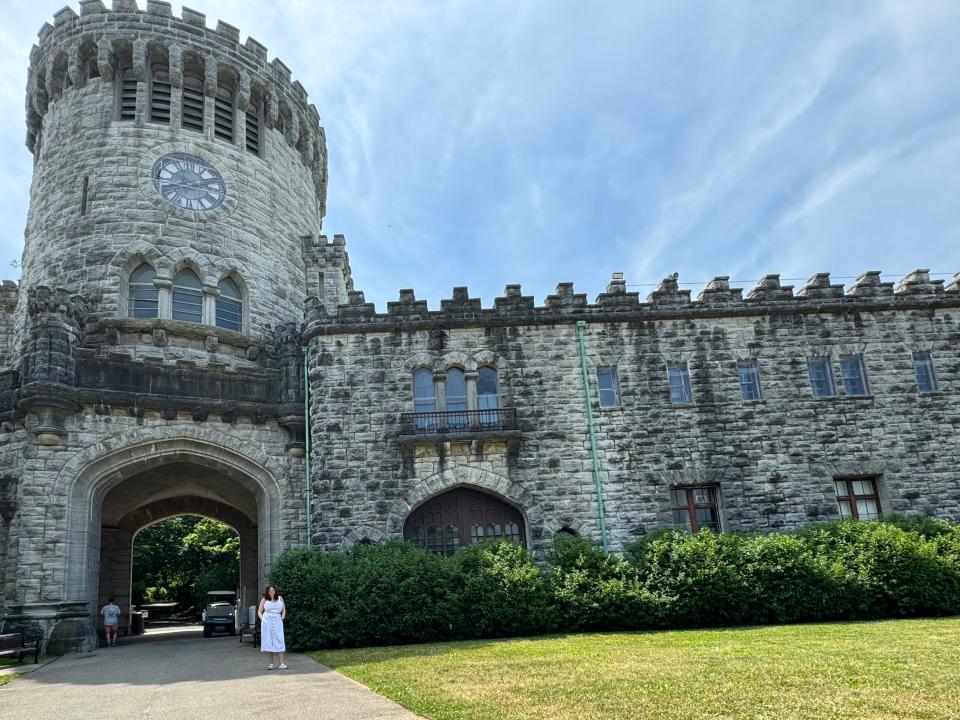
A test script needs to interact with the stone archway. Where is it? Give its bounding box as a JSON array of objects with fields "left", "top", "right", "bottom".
[
  {"left": 386, "top": 466, "right": 546, "bottom": 551},
  {"left": 49, "top": 427, "right": 284, "bottom": 653}
]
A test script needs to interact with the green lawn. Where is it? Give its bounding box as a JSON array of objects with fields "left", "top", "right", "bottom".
[{"left": 311, "top": 618, "right": 960, "bottom": 720}]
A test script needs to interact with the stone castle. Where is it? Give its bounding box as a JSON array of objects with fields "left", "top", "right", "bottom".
[{"left": 1, "top": 2, "right": 958, "bottom": 654}]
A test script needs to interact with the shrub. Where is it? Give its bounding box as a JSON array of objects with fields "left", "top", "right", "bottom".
[
  {"left": 627, "top": 530, "right": 751, "bottom": 627},
  {"left": 449, "top": 541, "right": 554, "bottom": 638},
  {"left": 799, "top": 521, "right": 960, "bottom": 618},
  {"left": 549, "top": 534, "right": 661, "bottom": 631},
  {"left": 269, "top": 547, "right": 348, "bottom": 651}
]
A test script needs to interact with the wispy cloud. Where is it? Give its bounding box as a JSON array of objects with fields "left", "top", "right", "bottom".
[{"left": 1, "top": 0, "right": 958, "bottom": 308}]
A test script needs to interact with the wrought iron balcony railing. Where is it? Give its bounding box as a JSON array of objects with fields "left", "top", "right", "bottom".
[{"left": 399, "top": 408, "right": 518, "bottom": 436}]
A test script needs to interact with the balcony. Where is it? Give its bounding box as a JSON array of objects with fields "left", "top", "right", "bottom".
[{"left": 398, "top": 408, "right": 521, "bottom": 451}]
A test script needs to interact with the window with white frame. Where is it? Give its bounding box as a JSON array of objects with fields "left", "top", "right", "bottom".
[
  {"left": 216, "top": 277, "right": 242, "bottom": 332},
  {"left": 839, "top": 354, "right": 870, "bottom": 396},
  {"left": 913, "top": 351, "right": 939, "bottom": 393},
  {"left": 128, "top": 264, "right": 158, "bottom": 318},
  {"left": 807, "top": 357, "right": 836, "bottom": 398},
  {"left": 596, "top": 367, "right": 620, "bottom": 407},
  {"left": 171, "top": 269, "right": 203, "bottom": 323},
  {"left": 834, "top": 478, "right": 881, "bottom": 520},
  {"left": 668, "top": 364, "right": 693, "bottom": 405},
  {"left": 737, "top": 360, "right": 762, "bottom": 401}
]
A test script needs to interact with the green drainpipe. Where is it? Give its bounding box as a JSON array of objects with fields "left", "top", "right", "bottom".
[
  {"left": 302, "top": 346, "right": 312, "bottom": 550},
  {"left": 576, "top": 320, "right": 609, "bottom": 553}
]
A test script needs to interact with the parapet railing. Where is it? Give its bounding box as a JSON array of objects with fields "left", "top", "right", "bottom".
[{"left": 399, "top": 408, "right": 518, "bottom": 436}]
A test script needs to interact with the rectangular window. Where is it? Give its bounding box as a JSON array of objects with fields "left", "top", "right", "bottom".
[
  {"left": 596, "top": 367, "right": 620, "bottom": 407},
  {"left": 835, "top": 478, "right": 881, "bottom": 520},
  {"left": 80, "top": 176, "right": 89, "bottom": 217},
  {"left": 245, "top": 108, "right": 261, "bottom": 154},
  {"left": 119, "top": 68, "right": 137, "bottom": 121},
  {"left": 913, "top": 351, "right": 939, "bottom": 393},
  {"left": 737, "top": 360, "right": 762, "bottom": 401},
  {"left": 807, "top": 357, "right": 836, "bottom": 398},
  {"left": 668, "top": 365, "right": 693, "bottom": 405},
  {"left": 840, "top": 354, "right": 870, "bottom": 396},
  {"left": 671, "top": 487, "right": 720, "bottom": 532}
]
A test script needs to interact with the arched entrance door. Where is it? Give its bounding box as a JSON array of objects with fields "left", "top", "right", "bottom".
[{"left": 403, "top": 487, "right": 526, "bottom": 556}]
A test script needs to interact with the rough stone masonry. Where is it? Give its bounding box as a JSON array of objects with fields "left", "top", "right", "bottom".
[{"left": 0, "top": 2, "right": 958, "bottom": 654}]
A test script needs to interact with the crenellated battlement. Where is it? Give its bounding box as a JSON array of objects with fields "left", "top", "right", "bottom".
[
  {"left": 303, "top": 269, "right": 960, "bottom": 339},
  {"left": 26, "top": 1, "right": 327, "bottom": 213}
]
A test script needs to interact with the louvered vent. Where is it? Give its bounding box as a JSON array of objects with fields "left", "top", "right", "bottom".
[
  {"left": 245, "top": 109, "right": 260, "bottom": 154},
  {"left": 119, "top": 69, "right": 137, "bottom": 121},
  {"left": 182, "top": 78, "right": 204, "bottom": 133},
  {"left": 150, "top": 69, "right": 171, "bottom": 124},
  {"left": 214, "top": 88, "right": 234, "bottom": 142}
]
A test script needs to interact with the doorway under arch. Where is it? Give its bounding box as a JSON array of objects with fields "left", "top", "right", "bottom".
[{"left": 403, "top": 487, "right": 526, "bottom": 556}]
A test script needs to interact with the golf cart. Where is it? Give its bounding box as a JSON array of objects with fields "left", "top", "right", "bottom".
[{"left": 201, "top": 590, "right": 237, "bottom": 637}]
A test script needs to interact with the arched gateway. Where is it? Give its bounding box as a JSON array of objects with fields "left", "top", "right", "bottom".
[{"left": 47, "top": 429, "right": 284, "bottom": 653}]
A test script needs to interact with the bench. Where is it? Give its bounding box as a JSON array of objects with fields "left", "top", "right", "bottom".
[
  {"left": 0, "top": 632, "right": 40, "bottom": 664},
  {"left": 239, "top": 616, "right": 260, "bottom": 646}
]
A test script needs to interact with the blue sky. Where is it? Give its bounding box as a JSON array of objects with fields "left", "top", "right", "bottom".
[{"left": 1, "top": 1, "right": 959, "bottom": 309}]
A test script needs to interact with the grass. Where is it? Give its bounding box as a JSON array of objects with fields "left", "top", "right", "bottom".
[
  {"left": 311, "top": 617, "right": 960, "bottom": 720},
  {"left": 0, "top": 673, "right": 20, "bottom": 687}
]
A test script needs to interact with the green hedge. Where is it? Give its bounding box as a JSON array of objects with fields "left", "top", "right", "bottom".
[{"left": 271, "top": 516, "right": 960, "bottom": 651}]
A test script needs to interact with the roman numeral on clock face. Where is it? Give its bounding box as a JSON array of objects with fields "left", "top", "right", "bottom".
[{"left": 151, "top": 153, "right": 226, "bottom": 212}]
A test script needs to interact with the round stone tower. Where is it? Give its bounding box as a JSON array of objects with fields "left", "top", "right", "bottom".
[{"left": 20, "top": 0, "right": 329, "bottom": 348}]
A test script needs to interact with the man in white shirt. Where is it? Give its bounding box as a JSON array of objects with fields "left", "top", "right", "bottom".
[{"left": 101, "top": 598, "right": 122, "bottom": 647}]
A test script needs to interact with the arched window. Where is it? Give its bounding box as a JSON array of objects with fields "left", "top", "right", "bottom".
[
  {"left": 149, "top": 65, "right": 171, "bottom": 124},
  {"left": 478, "top": 366, "right": 499, "bottom": 427},
  {"left": 486, "top": 523, "right": 502, "bottom": 539},
  {"left": 470, "top": 524, "right": 485, "bottom": 543},
  {"left": 404, "top": 526, "right": 424, "bottom": 548},
  {"left": 504, "top": 523, "right": 520, "bottom": 543},
  {"left": 118, "top": 66, "right": 137, "bottom": 121},
  {"left": 445, "top": 526, "right": 461, "bottom": 555},
  {"left": 182, "top": 74, "right": 204, "bottom": 133},
  {"left": 128, "top": 264, "right": 158, "bottom": 318},
  {"left": 427, "top": 526, "right": 444, "bottom": 555},
  {"left": 216, "top": 277, "right": 242, "bottom": 332},
  {"left": 172, "top": 269, "right": 202, "bottom": 323},
  {"left": 214, "top": 84, "right": 235, "bottom": 142},
  {"left": 446, "top": 368, "right": 468, "bottom": 429},
  {"left": 413, "top": 368, "right": 436, "bottom": 431},
  {"left": 245, "top": 102, "right": 261, "bottom": 155}
]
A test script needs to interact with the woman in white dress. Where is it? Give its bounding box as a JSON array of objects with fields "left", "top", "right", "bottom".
[{"left": 258, "top": 583, "right": 287, "bottom": 670}]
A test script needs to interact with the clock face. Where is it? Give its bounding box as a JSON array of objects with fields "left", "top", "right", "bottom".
[{"left": 151, "top": 153, "right": 226, "bottom": 212}]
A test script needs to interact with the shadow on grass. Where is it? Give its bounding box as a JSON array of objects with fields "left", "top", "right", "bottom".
[{"left": 310, "top": 615, "right": 960, "bottom": 668}]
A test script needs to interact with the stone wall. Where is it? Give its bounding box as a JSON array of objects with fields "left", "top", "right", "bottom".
[
  {"left": 305, "top": 270, "right": 960, "bottom": 555},
  {"left": 0, "top": 281, "right": 17, "bottom": 371}
]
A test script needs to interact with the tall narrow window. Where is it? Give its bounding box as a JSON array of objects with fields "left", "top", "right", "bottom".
[
  {"left": 668, "top": 364, "right": 693, "bottom": 405},
  {"left": 446, "top": 368, "right": 468, "bottom": 429},
  {"left": 477, "top": 367, "right": 499, "bottom": 427},
  {"left": 128, "top": 264, "right": 158, "bottom": 318},
  {"left": 216, "top": 277, "right": 242, "bottom": 332},
  {"left": 172, "top": 269, "right": 203, "bottom": 323},
  {"left": 835, "top": 478, "right": 881, "bottom": 520},
  {"left": 182, "top": 75, "right": 204, "bottom": 133},
  {"left": 413, "top": 368, "right": 436, "bottom": 430},
  {"left": 737, "top": 360, "right": 762, "bottom": 401},
  {"left": 149, "top": 66, "right": 171, "bottom": 124},
  {"left": 118, "top": 67, "right": 137, "bottom": 121},
  {"left": 214, "top": 85, "right": 235, "bottom": 142},
  {"left": 839, "top": 354, "right": 869, "bottom": 396},
  {"left": 913, "top": 351, "right": 938, "bottom": 393},
  {"left": 807, "top": 357, "right": 836, "bottom": 398},
  {"left": 80, "top": 176, "right": 89, "bottom": 217},
  {"left": 671, "top": 487, "right": 720, "bottom": 532},
  {"left": 596, "top": 367, "right": 621, "bottom": 407},
  {"left": 245, "top": 105, "right": 261, "bottom": 154}
]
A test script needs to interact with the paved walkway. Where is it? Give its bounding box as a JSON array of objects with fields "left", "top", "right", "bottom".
[{"left": 0, "top": 628, "right": 419, "bottom": 720}]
